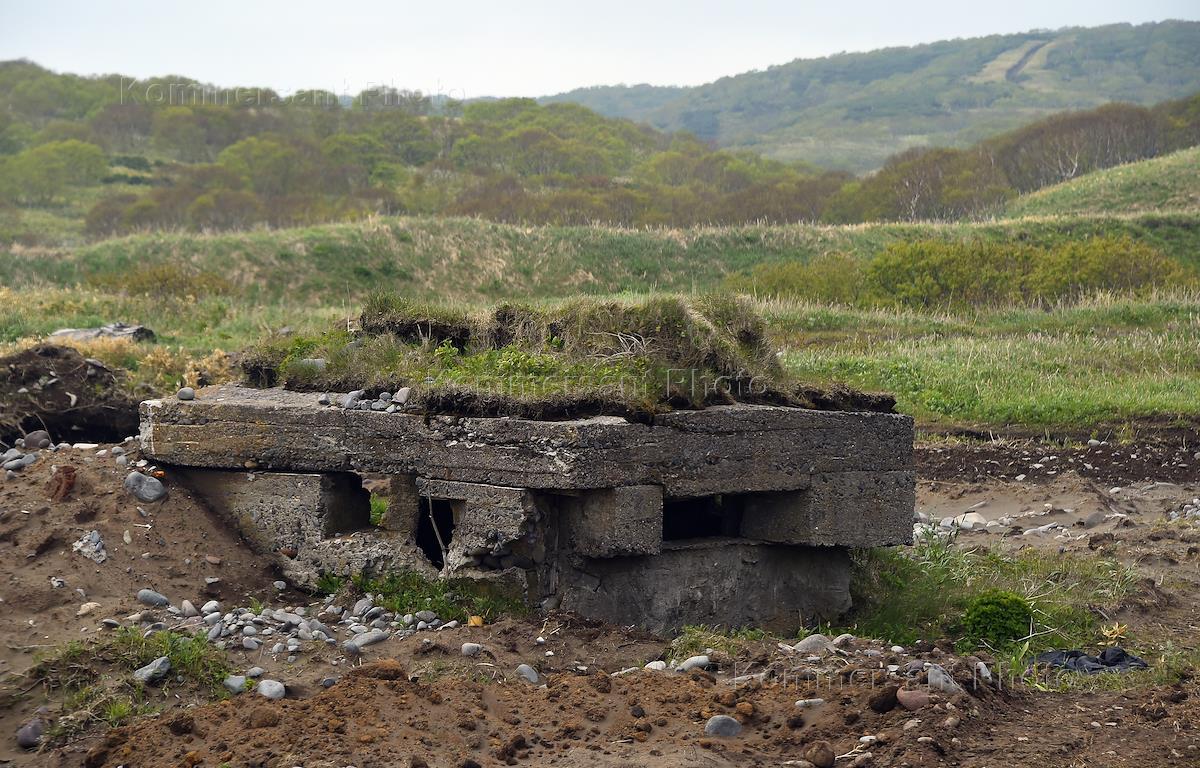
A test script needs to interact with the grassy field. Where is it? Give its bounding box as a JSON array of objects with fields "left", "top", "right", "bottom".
[
  {"left": 1006, "top": 147, "right": 1200, "bottom": 218},
  {"left": 5, "top": 208, "right": 1200, "bottom": 433},
  {"left": 766, "top": 293, "right": 1200, "bottom": 430},
  {"left": 4, "top": 283, "right": 1198, "bottom": 433},
  {"left": 4, "top": 212, "right": 1199, "bottom": 305}
]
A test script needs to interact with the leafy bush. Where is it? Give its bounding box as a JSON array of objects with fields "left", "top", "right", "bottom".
[
  {"left": 962, "top": 590, "right": 1034, "bottom": 648},
  {"left": 730, "top": 236, "right": 1195, "bottom": 309}
]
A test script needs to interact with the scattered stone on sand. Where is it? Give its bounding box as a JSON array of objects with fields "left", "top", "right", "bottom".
[
  {"left": 704, "top": 714, "right": 742, "bottom": 737},
  {"left": 137, "top": 588, "right": 169, "bottom": 607},
  {"left": 124, "top": 472, "right": 167, "bottom": 503},
  {"left": 133, "top": 656, "right": 171, "bottom": 684},
  {"left": 256, "top": 679, "right": 286, "bottom": 700}
]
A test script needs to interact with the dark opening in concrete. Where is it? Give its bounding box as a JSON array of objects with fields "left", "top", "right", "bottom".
[
  {"left": 416, "top": 497, "right": 456, "bottom": 569},
  {"left": 662, "top": 495, "right": 744, "bottom": 540}
]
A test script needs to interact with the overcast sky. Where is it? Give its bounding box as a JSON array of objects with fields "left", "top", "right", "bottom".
[{"left": 1, "top": 1, "right": 1196, "bottom": 98}]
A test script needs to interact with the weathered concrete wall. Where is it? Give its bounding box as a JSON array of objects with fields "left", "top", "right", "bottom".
[
  {"left": 173, "top": 468, "right": 369, "bottom": 554},
  {"left": 559, "top": 485, "right": 663, "bottom": 557},
  {"left": 415, "top": 478, "right": 547, "bottom": 573},
  {"left": 739, "top": 471, "right": 915, "bottom": 547},
  {"left": 556, "top": 540, "right": 852, "bottom": 634},
  {"left": 140, "top": 386, "right": 913, "bottom": 499}
]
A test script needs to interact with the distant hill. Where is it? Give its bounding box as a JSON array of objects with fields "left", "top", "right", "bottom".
[
  {"left": 1005, "top": 146, "right": 1200, "bottom": 217},
  {"left": 541, "top": 21, "right": 1200, "bottom": 172}
]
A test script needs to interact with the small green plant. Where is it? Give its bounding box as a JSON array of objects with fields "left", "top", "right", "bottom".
[
  {"left": 352, "top": 570, "right": 525, "bottom": 623},
  {"left": 246, "top": 596, "right": 265, "bottom": 615},
  {"left": 369, "top": 494, "right": 388, "bottom": 526},
  {"left": 962, "top": 590, "right": 1034, "bottom": 649},
  {"left": 315, "top": 572, "right": 346, "bottom": 595}
]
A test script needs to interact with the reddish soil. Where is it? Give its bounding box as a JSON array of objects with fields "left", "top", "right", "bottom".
[{"left": 0, "top": 434, "right": 1197, "bottom": 768}]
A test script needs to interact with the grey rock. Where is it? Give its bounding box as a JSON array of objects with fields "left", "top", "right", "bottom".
[
  {"left": 321, "top": 676, "right": 338, "bottom": 688},
  {"left": 24, "top": 430, "right": 52, "bottom": 450},
  {"left": 393, "top": 387, "right": 411, "bottom": 405},
  {"left": 704, "top": 715, "right": 742, "bottom": 737},
  {"left": 180, "top": 600, "right": 199, "bottom": 617},
  {"left": 247, "top": 666, "right": 265, "bottom": 678},
  {"left": 137, "top": 588, "right": 169, "bottom": 607},
  {"left": 415, "top": 609, "right": 437, "bottom": 623},
  {"left": 793, "top": 633, "right": 833, "bottom": 654},
  {"left": 273, "top": 580, "right": 286, "bottom": 590},
  {"left": 676, "top": 654, "right": 710, "bottom": 672},
  {"left": 256, "top": 679, "right": 285, "bottom": 700},
  {"left": 177, "top": 387, "right": 195, "bottom": 401},
  {"left": 133, "top": 656, "right": 171, "bottom": 684},
  {"left": 223, "top": 675, "right": 247, "bottom": 694},
  {"left": 73, "top": 530, "right": 108, "bottom": 563},
  {"left": 207, "top": 622, "right": 224, "bottom": 641},
  {"left": 317, "top": 393, "right": 331, "bottom": 406},
  {"left": 515, "top": 664, "right": 539, "bottom": 684},
  {"left": 338, "top": 390, "right": 365, "bottom": 409},
  {"left": 16, "top": 718, "right": 44, "bottom": 749},
  {"left": 343, "top": 629, "right": 388, "bottom": 654},
  {"left": 201, "top": 600, "right": 221, "bottom": 614},
  {"left": 461, "top": 642, "right": 482, "bottom": 657},
  {"left": 242, "top": 637, "right": 261, "bottom": 650},
  {"left": 352, "top": 597, "right": 373, "bottom": 616},
  {"left": 927, "top": 664, "right": 963, "bottom": 694},
  {"left": 124, "top": 472, "right": 167, "bottom": 503},
  {"left": 242, "top": 625, "right": 258, "bottom": 636}
]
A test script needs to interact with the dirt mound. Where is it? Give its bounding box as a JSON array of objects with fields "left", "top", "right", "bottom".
[
  {"left": 77, "top": 649, "right": 1200, "bottom": 768},
  {"left": 0, "top": 439, "right": 278, "bottom": 765},
  {"left": 0, "top": 345, "right": 140, "bottom": 445}
]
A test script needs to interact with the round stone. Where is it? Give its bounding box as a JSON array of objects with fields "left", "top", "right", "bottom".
[
  {"left": 177, "top": 387, "right": 195, "bottom": 401},
  {"left": 704, "top": 715, "right": 742, "bottom": 737}
]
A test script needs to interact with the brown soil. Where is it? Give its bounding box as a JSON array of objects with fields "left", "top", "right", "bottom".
[
  {"left": 0, "top": 346, "right": 140, "bottom": 444},
  {"left": 0, "top": 435, "right": 1197, "bottom": 768}
]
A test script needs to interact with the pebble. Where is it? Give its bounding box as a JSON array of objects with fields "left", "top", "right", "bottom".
[
  {"left": 644, "top": 660, "right": 667, "bottom": 671},
  {"left": 202, "top": 600, "right": 221, "bottom": 614},
  {"left": 343, "top": 629, "right": 388, "bottom": 654},
  {"left": 124, "top": 472, "right": 167, "bottom": 503},
  {"left": 177, "top": 387, "right": 195, "bottom": 401},
  {"left": 805, "top": 740, "right": 836, "bottom": 768},
  {"left": 137, "top": 588, "right": 169, "bottom": 607},
  {"left": 675, "top": 654, "right": 710, "bottom": 672},
  {"left": 793, "top": 633, "right": 832, "bottom": 654},
  {"left": 927, "top": 664, "right": 963, "bottom": 694},
  {"left": 247, "top": 666, "right": 264, "bottom": 678},
  {"left": 16, "top": 719, "right": 44, "bottom": 749},
  {"left": 242, "top": 637, "right": 261, "bottom": 650},
  {"left": 273, "top": 580, "right": 286, "bottom": 590},
  {"left": 76, "top": 601, "right": 101, "bottom": 617},
  {"left": 256, "top": 679, "right": 286, "bottom": 700},
  {"left": 415, "top": 610, "right": 437, "bottom": 623},
  {"left": 515, "top": 664, "right": 540, "bottom": 684},
  {"left": 795, "top": 698, "right": 825, "bottom": 709},
  {"left": 703, "top": 714, "right": 742, "bottom": 737},
  {"left": 223, "top": 675, "right": 247, "bottom": 694},
  {"left": 133, "top": 656, "right": 171, "bottom": 684},
  {"left": 462, "top": 642, "right": 482, "bottom": 657},
  {"left": 180, "top": 600, "right": 199, "bottom": 617}
]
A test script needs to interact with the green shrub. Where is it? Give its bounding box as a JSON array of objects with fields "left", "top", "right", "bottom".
[
  {"left": 730, "top": 236, "right": 1195, "bottom": 309},
  {"left": 962, "top": 590, "right": 1033, "bottom": 648}
]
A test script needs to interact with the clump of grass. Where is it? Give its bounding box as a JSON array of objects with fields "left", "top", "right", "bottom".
[
  {"left": 352, "top": 570, "right": 526, "bottom": 623},
  {"left": 669, "top": 625, "right": 771, "bottom": 661},
  {"left": 315, "top": 572, "right": 347, "bottom": 595},
  {"left": 242, "top": 292, "right": 881, "bottom": 419},
  {"left": 843, "top": 530, "right": 1140, "bottom": 657},
  {"left": 369, "top": 494, "right": 388, "bottom": 526},
  {"left": 27, "top": 628, "right": 233, "bottom": 744}
]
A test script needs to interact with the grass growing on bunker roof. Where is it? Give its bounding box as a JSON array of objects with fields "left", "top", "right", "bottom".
[{"left": 241, "top": 292, "right": 813, "bottom": 418}]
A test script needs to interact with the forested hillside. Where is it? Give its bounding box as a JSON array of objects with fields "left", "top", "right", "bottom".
[
  {"left": 543, "top": 21, "right": 1200, "bottom": 171},
  {"left": 1, "top": 55, "right": 1198, "bottom": 245}
]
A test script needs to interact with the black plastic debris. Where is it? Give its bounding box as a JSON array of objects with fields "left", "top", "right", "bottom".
[{"left": 1033, "top": 647, "right": 1149, "bottom": 674}]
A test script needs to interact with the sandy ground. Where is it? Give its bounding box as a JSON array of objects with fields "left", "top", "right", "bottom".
[{"left": 0, "top": 434, "right": 1197, "bottom": 767}]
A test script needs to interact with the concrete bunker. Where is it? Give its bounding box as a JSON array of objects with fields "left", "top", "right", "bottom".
[{"left": 142, "top": 385, "right": 914, "bottom": 633}]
